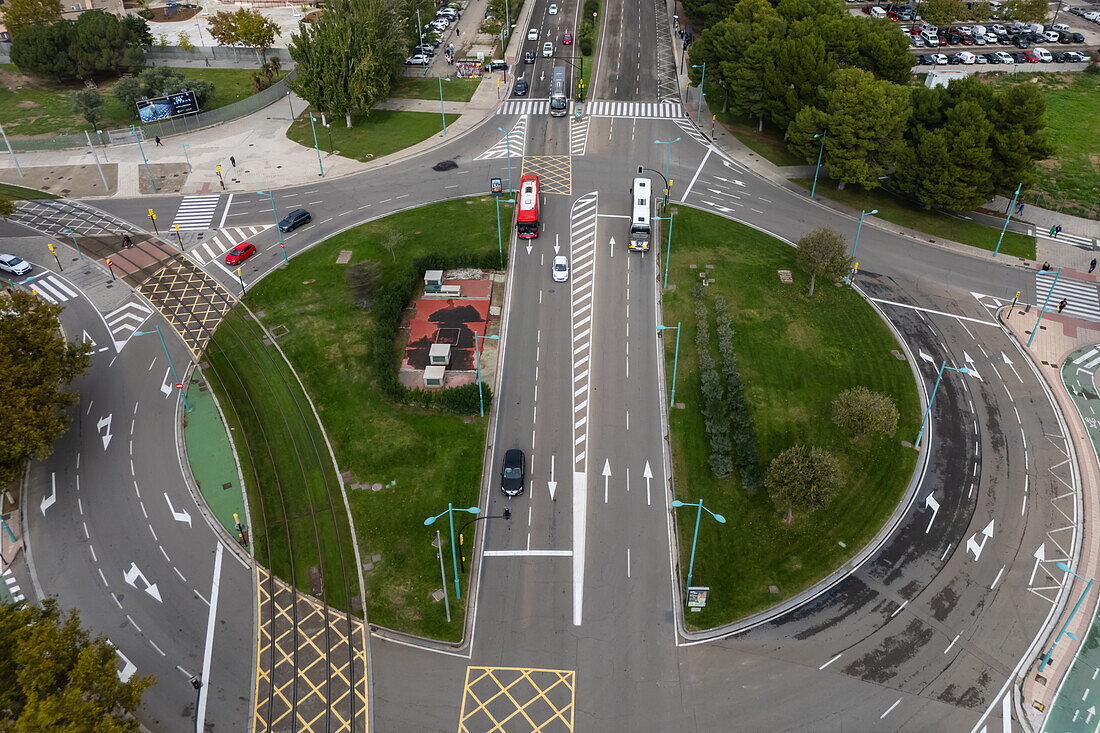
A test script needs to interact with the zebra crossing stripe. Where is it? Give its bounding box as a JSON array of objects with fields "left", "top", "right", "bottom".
[
  {"left": 570, "top": 115, "right": 590, "bottom": 156},
  {"left": 1036, "top": 272, "right": 1100, "bottom": 321},
  {"left": 1072, "top": 348, "right": 1100, "bottom": 364},
  {"left": 172, "top": 195, "right": 221, "bottom": 232},
  {"left": 32, "top": 275, "right": 78, "bottom": 304},
  {"left": 586, "top": 101, "right": 684, "bottom": 118},
  {"left": 497, "top": 99, "right": 549, "bottom": 115}
]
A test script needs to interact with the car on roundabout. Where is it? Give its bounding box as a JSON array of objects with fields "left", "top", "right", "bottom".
[
  {"left": 225, "top": 242, "right": 257, "bottom": 266},
  {"left": 0, "top": 254, "right": 32, "bottom": 276}
]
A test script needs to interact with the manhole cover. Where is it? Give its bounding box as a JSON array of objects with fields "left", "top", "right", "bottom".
[{"left": 433, "top": 160, "right": 458, "bottom": 171}]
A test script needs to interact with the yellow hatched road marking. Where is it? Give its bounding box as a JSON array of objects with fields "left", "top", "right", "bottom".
[{"left": 459, "top": 666, "right": 575, "bottom": 732}]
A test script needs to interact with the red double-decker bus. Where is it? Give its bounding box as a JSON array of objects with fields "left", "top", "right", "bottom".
[{"left": 516, "top": 174, "right": 539, "bottom": 238}]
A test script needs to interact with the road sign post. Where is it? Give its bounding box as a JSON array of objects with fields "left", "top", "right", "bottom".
[
  {"left": 148, "top": 209, "right": 159, "bottom": 236},
  {"left": 174, "top": 224, "right": 183, "bottom": 250}
]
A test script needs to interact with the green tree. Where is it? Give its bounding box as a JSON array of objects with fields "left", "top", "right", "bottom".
[
  {"left": 70, "top": 88, "right": 104, "bottom": 127},
  {"left": 120, "top": 13, "right": 153, "bottom": 45},
  {"left": 232, "top": 7, "right": 281, "bottom": 62},
  {"left": 832, "top": 386, "right": 898, "bottom": 440},
  {"left": 0, "top": 291, "right": 91, "bottom": 488},
  {"left": 0, "top": 600, "right": 153, "bottom": 730},
  {"left": 69, "top": 11, "right": 145, "bottom": 78},
  {"left": 988, "top": 84, "right": 1054, "bottom": 197},
  {"left": 0, "top": 199, "right": 14, "bottom": 219},
  {"left": 765, "top": 444, "right": 843, "bottom": 521},
  {"left": 920, "top": 0, "right": 958, "bottom": 26},
  {"left": 795, "top": 226, "right": 850, "bottom": 296},
  {"left": 1, "top": 0, "right": 62, "bottom": 37},
  {"left": 762, "top": 34, "right": 834, "bottom": 132},
  {"left": 850, "top": 16, "right": 914, "bottom": 84},
  {"left": 178, "top": 30, "right": 195, "bottom": 51},
  {"left": 10, "top": 21, "right": 77, "bottom": 81},
  {"left": 205, "top": 10, "right": 239, "bottom": 47},
  {"left": 156, "top": 33, "right": 170, "bottom": 50},
  {"left": 112, "top": 75, "right": 144, "bottom": 117},
  {"left": 1004, "top": 0, "right": 1048, "bottom": 22}
]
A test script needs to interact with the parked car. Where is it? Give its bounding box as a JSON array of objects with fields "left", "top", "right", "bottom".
[
  {"left": 931, "top": 53, "right": 949, "bottom": 64},
  {"left": 985, "top": 52, "right": 1002, "bottom": 63},
  {"left": 0, "top": 254, "right": 31, "bottom": 276},
  {"left": 514, "top": 77, "right": 529, "bottom": 95},
  {"left": 911, "top": 34, "right": 926, "bottom": 46},
  {"left": 1032, "top": 46, "right": 1053, "bottom": 61},
  {"left": 527, "top": 27, "right": 539, "bottom": 41},
  {"left": 1022, "top": 50, "right": 1040, "bottom": 61},
  {"left": 990, "top": 23, "right": 1006, "bottom": 34},
  {"left": 500, "top": 448, "right": 525, "bottom": 496},
  {"left": 1010, "top": 51, "right": 1028, "bottom": 62},
  {"left": 948, "top": 52, "right": 964, "bottom": 63},
  {"left": 917, "top": 54, "right": 934, "bottom": 64},
  {"left": 1070, "top": 32, "right": 1085, "bottom": 42},
  {"left": 1051, "top": 51, "right": 1067, "bottom": 61},
  {"left": 412, "top": 45, "right": 435, "bottom": 56},
  {"left": 277, "top": 208, "right": 311, "bottom": 232},
  {"left": 983, "top": 32, "right": 997, "bottom": 43},
  {"left": 994, "top": 51, "right": 1014, "bottom": 63},
  {"left": 1012, "top": 35, "right": 1030, "bottom": 48},
  {"left": 1064, "top": 50, "right": 1088, "bottom": 61},
  {"left": 973, "top": 34, "right": 987, "bottom": 44},
  {"left": 488, "top": 59, "right": 508, "bottom": 71},
  {"left": 225, "top": 242, "right": 256, "bottom": 266}
]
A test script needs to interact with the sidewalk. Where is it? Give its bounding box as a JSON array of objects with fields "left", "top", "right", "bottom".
[{"left": 999, "top": 308, "right": 1100, "bottom": 729}]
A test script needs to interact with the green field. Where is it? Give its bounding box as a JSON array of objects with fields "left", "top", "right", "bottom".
[
  {"left": 661, "top": 207, "right": 920, "bottom": 627},
  {"left": 204, "top": 308, "right": 359, "bottom": 612},
  {"left": 234, "top": 197, "right": 510, "bottom": 641},
  {"left": 790, "top": 178, "right": 1037, "bottom": 259},
  {"left": 0, "top": 182, "right": 59, "bottom": 200},
  {"left": 390, "top": 76, "right": 480, "bottom": 102},
  {"left": 0, "top": 64, "right": 285, "bottom": 137},
  {"left": 287, "top": 108, "right": 460, "bottom": 162}
]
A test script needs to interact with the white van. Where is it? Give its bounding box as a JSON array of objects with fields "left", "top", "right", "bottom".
[
  {"left": 1028, "top": 22, "right": 1044, "bottom": 33},
  {"left": 922, "top": 29, "right": 940, "bottom": 45},
  {"left": 957, "top": 51, "right": 977, "bottom": 64},
  {"left": 870, "top": 6, "right": 887, "bottom": 18},
  {"left": 1032, "top": 47, "right": 1052, "bottom": 61},
  {"left": 972, "top": 25, "right": 987, "bottom": 35}
]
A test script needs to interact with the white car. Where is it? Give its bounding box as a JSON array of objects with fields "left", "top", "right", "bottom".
[
  {"left": 552, "top": 255, "right": 569, "bottom": 282},
  {"left": 0, "top": 254, "right": 32, "bottom": 276},
  {"left": 527, "top": 27, "right": 539, "bottom": 40},
  {"left": 974, "top": 52, "right": 988, "bottom": 63},
  {"left": 994, "top": 51, "right": 1014, "bottom": 63},
  {"left": 548, "top": 3, "right": 558, "bottom": 13},
  {"left": 931, "top": 53, "right": 948, "bottom": 64},
  {"left": 1042, "top": 30, "right": 1060, "bottom": 42},
  {"left": 990, "top": 23, "right": 1006, "bottom": 34},
  {"left": 542, "top": 41, "right": 553, "bottom": 57},
  {"left": 405, "top": 54, "right": 431, "bottom": 65}
]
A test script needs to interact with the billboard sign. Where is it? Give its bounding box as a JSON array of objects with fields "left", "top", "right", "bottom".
[{"left": 137, "top": 91, "right": 200, "bottom": 123}]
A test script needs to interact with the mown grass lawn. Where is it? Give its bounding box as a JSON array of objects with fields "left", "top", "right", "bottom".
[
  {"left": 389, "top": 76, "right": 480, "bottom": 102},
  {"left": 287, "top": 108, "right": 460, "bottom": 162},
  {"left": 239, "top": 197, "right": 511, "bottom": 641},
  {"left": 790, "top": 178, "right": 1036, "bottom": 260},
  {"left": 0, "top": 182, "right": 59, "bottom": 200},
  {"left": 0, "top": 64, "right": 284, "bottom": 137},
  {"left": 662, "top": 207, "right": 920, "bottom": 628}
]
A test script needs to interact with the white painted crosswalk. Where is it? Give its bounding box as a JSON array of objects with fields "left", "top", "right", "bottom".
[
  {"left": 172, "top": 195, "right": 221, "bottom": 232},
  {"left": 2, "top": 569, "right": 24, "bottom": 604},
  {"left": 1037, "top": 230, "right": 1095, "bottom": 249},
  {"left": 570, "top": 115, "right": 590, "bottom": 156},
  {"left": 1036, "top": 271, "right": 1100, "bottom": 321},
  {"left": 497, "top": 99, "right": 549, "bottom": 116},
  {"left": 104, "top": 300, "right": 154, "bottom": 351},
  {"left": 189, "top": 226, "right": 270, "bottom": 265},
  {"left": 586, "top": 100, "right": 684, "bottom": 118},
  {"left": 475, "top": 116, "right": 527, "bottom": 160},
  {"left": 28, "top": 274, "right": 79, "bottom": 304}
]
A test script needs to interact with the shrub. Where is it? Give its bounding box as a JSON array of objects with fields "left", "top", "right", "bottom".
[
  {"left": 832, "top": 386, "right": 899, "bottom": 440},
  {"left": 765, "top": 444, "right": 844, "bottom": 521},
  {"left": 579, "top": 36, "right": 593, "bottom": 55}
]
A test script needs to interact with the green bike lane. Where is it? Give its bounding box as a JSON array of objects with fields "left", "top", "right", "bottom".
[{"left": 1045, "top": 345, "right": 1100, "bottom": 733}]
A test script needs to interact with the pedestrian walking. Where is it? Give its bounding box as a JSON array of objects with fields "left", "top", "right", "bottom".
[
  {"left": 1042, "top": 261, "right": 1051, "bottom": 271},
  {"left": 154, "top": 136, "right": 162, "bottom": 147},
  {"left": 1050, "top": 225, "right": 1057, "bottom": 237},
  {"left": 1090, "top": 258, "right": 1096, "bottom": 274},
  {"left": 1058, "top": 298, "right": 1068, "bottom": 313},
  {"left": 122, "top": 234, "right": 133, "bottom": 248},
  {"left": 1017, "top": 202, "right": 1025, "bottom": 215},
  {"left": 230, "top": 156, "right": 236, "bottom": 167},
  {"left": 456, "top": 27, "right": 460, "bottom": 36},
  {"left": 1056, "top": 225, "right": 1063, "bottom": 237}
]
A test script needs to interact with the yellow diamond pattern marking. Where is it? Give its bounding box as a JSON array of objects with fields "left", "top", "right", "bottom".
[
  {"left": 253, "top": 567, "right": 369, "bottom": 732},
  {"left": 521, "top": 156, "right": 572, "bottom": 196},
  {"left": 458, "top": 666, "right": 575, "bottom": 733},
  {"left": 136, "top": 256, "right": 235, "bottom": 357}
]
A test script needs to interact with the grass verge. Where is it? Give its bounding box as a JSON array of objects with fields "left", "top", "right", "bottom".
[
  {"left": 0, "top": 64, "right": 285, "bottom": 137},
  {"left": 662, "top": 206, "right": 920, "bottom": 628},
  {"left": 389, "top": 76, "right": 480, "bottom": 102},
  {"left": 234, "top": 197, "right": 510, "bottom": 641},
  {"left": 578, "top": 0, "right": 600, "bottom": 98},
  {"left": 0, "top": 182, "right": 59, "bottom": 200},
  {"left": 287, "top": 108, "right": 460, "bottom": 162},
  {"left": 204, "top": 309, "right": 359, "bottom": 612},
  {"left": 699, "top": 84, "right": 804, "bottom": 167},
  {"left": 791, "top": 178, "right": 1036, "bottom": 260}
]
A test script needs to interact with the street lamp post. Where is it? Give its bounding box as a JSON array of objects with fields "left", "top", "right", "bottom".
[
  {"left": 691, "top": 63, "right": 706, "bottom": 123},
  {"left": 307, "top": 112, "right": 324, "bottom": 178},
  {"left": 129, "top": 125, "right": 157, "bottom": 193},
  {"left": 669, "top": 499, "right": 726, "bottom": 597},
  {"left": 497, "top": 126, "right": 514, "bottom": 193},
  {"left": 915, "top": 361, "right": 971, "bottom": 449},
  {"left": 1038, "top": 561, "right": 1095, "bottom": 672},
  {"left": 257, "top": 190, "right": 289, "bottom": 264},
  {"left": 133, "top": 325, "right": 191, "bottom": 411},
  {"left": 994, "top": 182, "right": 1022, "bottom": 258},
  {"left": 654, "top": 137, "right": 681, "bottom": 205},
  {"left": 474, "top": 333, "right": 500, "bottom": 417},
  {"left": 810, "top": 130, "right": 827, "bottom": 199},
  {"left": 654, "top": 210, "right": 675, "bottom": 288},
  {"left": 182, "top": 143, "right": 192, "bottom": 173},
  {"left": 0, "top": 121, "right": 23, "bottom": 178},
  {"left": 845, "top": 208, "right": 877, "bottom": 285},
  {"left": 438, "top": 77, "right": 452, "bottom": 135},
  {"left": 424, "top": 503, "right": 480, "bottom": 601},
  {"left": 1028, "top": 266, "right": 1063, "bottom": 348},
  {"left": 61, "top": 227, "right": 84, "bottom": 260},
  {"left": 657, "top": 323, "right": 681, "bottom": 407}
]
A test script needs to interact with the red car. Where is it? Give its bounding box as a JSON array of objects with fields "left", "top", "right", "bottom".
[
  {"left": 1022, "top": 50, "right": 1040, "bottom": 62},
  {"left": 562, "top": 31, "right": 572, "bottom": 44},
  {"left": 225, "top": 242, "right": 256, "bottom": 265}
]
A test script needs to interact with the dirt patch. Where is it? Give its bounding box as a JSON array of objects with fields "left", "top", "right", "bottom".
[
  {"left": 0, "top": 68, "right": 38, "bottom": 91},
  {"left": 14, "top": 101, "right": 40, "bottom": 110},
  {"left": 147, "top": 4, "right": 201, "bottom": 22}
]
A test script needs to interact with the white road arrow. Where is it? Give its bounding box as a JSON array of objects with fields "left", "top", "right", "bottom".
[
  {"left": 607, "top": 236, "right": 615, "bottom": 253},
  {"left": 924, "top": 493, "right": 940, "bottom": 534},
  {"left": 160, "top": 367, "right": 173, "bottom": 398},
  {"left": 1002, "top": 352, "right": 1023, "bottom": 383},
  {"left": 963, "top": 351, "right": 983, "bottom": 381},
  {"left": 1029, "top": 543, "right": 1046, "bottom": 586},
  {"left": 526, "top": 243, "right": 533, "bottom": 255},
  {"left": 1086, "top": 706, "right": 1095, "bottom": 724},
  {"left": 40, "top": 472, "right": 57, "bottom": 516},
  {"left": 97, "top": 414, "right": 113, "bottom": 451},
  {"left": 700, "top": 200, "right": 733, "bottom": 214},
  {"left": 547, "top": 454, "right": 557, "bottom": 501},
  {"left": 82, "top": 329, "right": 97, "bottom": 348},
  {"left": 112, "top": 646, "right": 137, "bottom": 682},
  {"left": 123, "top": 562, "right": 163, "bottom": 603},
  {"left": 919, "top": 350, "right": 937, "bottom": 366},
  {"left": 965, "top": 519, "right": 995, "bottom": 561},
  {"left": 712, "top": 175, "right": 746, "bottom": 186},
  {"left": 163, "top": 492, "right": 193, "bottom": 527},
  {"left": 643, "top": 460, "right": 653, "bottom": 506},
  {"left": 602, "top": 459, "right": 611, "bottom": 503}
]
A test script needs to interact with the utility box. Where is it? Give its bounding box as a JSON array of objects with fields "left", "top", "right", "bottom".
[
  {"left": 424, "top": 270, "right": 444, "bottom": 293},
  {"left": 429, "top": 343, "right": 451, "bottom": 366},
  {"left": 424, "top": 365, "right": 446, "bottom": 388}
]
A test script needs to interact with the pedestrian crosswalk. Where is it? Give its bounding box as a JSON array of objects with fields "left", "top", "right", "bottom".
[
  {"left": 2, "top": 569, "right": 24, "bottom": 604},
  {"left": 1071, "top": 345, "right": 1100, "bottom": 371},
  {"left": 104, "top": 300, "right": 154, "bottom": 351},
  {"left": 172, "top": 195, "right": 221, "bottom": 232},
  {"left": 1036, "top": 271, "right": 1100, "bottom": 322},
  {"left": 586, "top": 100, "right": 684, "bottom": 118},
  {"left": 570, "top": 114, "right": 590, "bottom": 156},
  {"left": 497, "top": 99, "right": 549, "bottom": 116},
  {"left": 1038, "top": 229, "right": 1094, "bottom": 249},
  {"left": 475, "top": 116, "right": 527, "bottom": 160},
  {"left": 27, "top": 273, "right": 79, "bottom": 304},
  {"left": 188, "top": 226, "right": 270, "bottom": 265}
]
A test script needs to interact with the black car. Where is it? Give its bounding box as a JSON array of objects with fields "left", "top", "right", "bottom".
[
  {"left": 1052, "top": 51, "right": 1067, "bottom": 61},
  {"left": 488, "top": 59, "right": 508, "bottom": 71},
  {"left": 918, "top": 54, "right": 934, "bottom": 64},
  {"left": 523, "top": 49, "right": 536, "bottom": 63},
  {"left": 513, "top": 77, "right": 529, "bottom": 95},
  {"left": 278, "top": 208, "right": 311, "bottom": 232},
  {"left": 500, "top": 449, "right": 525, "bottom": 496},
  {"left": 1011, "top": 51, "right": 1028, "bottom": 62},
  {"left": 1070, "top": 32, "right": 1085, "bottom": 43},
  {"left": 1012, "top": 35, "right": 1030, "bottom": 48},
  {"left": 948, "top": 52, "right": 964, "bottom": 63},
  {"left": 985, "top": 52, "right": 1001, "bottom": 63},
  {"left": 413, "top": 45, "right": 435, "bottom": 56}
]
